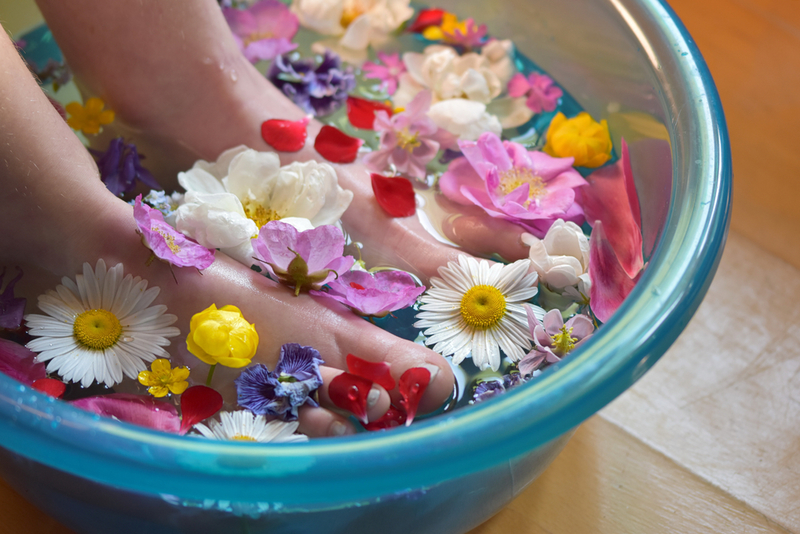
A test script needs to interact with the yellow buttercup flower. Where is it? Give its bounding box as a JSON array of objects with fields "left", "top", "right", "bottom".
[
  {"left": 186, "top": 304, "right": 258, "bottom": 369},
  {"left": 138, "top": 359, "right": 190, "bottom": 397},
  {"left": 65, "top": 97, "right": 115, "bottom": 135},
  {"left": 422, "top": 12, "right": 464, "bottom": 41},
  {"left": 544, "top": 112, "right": 613, "bottom": 168}
]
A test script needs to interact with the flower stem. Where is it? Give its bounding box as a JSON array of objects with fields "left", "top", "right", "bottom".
[{"left": 206, "top": 364, "right": 217, "bottom": 386}]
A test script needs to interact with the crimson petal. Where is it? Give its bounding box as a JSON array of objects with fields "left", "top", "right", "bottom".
[
  {"left": 407, "top": 8, "right": 445, "bottom": 33},
  {"left": 31, "top": 378, "right": 66, "bottom": 398},
  {"left": 71, "top": 394, "right": 181, "bottom": 433},
  {"left": 346, "top": 353, "right": 396, "bottom": 391},
  {"left": 588, "top": 220, "right": 640, "bottom": 323},
  {"left": 347, "top": 96, "right": 393, "bottom": 130},
  {"left": 364, "top": 405, "right": 406, "bottom": 431},
  {"left": 179, "top": 385, "right": 223, "bottom": 435},
  {"left": 371, "top": 173, "right": 416, "bottom": 218},
  {"left": 329, "top": 372, "right": 373, "bottom": 424},
  {"left": 0, "top": 338, "right": 45, "bottom": 385},
  {"left": 261, "top": 117, "right": 310, "bottom": 152},
  {"left": 398, "top": 367, "right": 431, "bottom": 426},
  {"left": 314, "top": 125, "right": 363, "bottom": 163}
]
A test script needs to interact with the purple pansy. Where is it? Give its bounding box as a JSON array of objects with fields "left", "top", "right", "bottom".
[
  {"left": 252, "top": 221, "right": 355, "bottom": 295},
  {"left": 0, "top": 267, "right": 25, "bottom": 330},
  {"left": 507, "top": 72, "right": 563, "bottom": 114},
  {"left": 89, "top": 137, "right": 160, "bottom": 197},
  {"left": 361, "top": 52, "right": 406, "bottom": 95},
  {"left": 235, "top": 343, "right": 324, "bottom": 421},
  {"left": 309, "top": 269, "right": 425, "bottom": 318},
  {"left": 133, "top": 195, "right": 215, "bottom": 270},
  {"left": 472, "top": 380, "right": 504, "bottom": 403},
  {"left": 439, "top": 132, "right": 588, "bottom": 238},
  {"left": 267, "top": 51, "right": 356, "bottom": 116},
  {"left": 518, "top": 306, "right": 594, "bottom": 376},
  {"left": 223, "top": 0, "right": 298, "bottom": 63}
]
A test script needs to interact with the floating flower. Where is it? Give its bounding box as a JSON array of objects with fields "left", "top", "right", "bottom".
[
  {"left": 223, "top": 0, "right": 299, "bottom": 63},
  {"left": 439, "top": 132, "right": 588, "bottom": 237},
  {"left": 361, "top": 52, "right": 406, "bottom": 95},
  {"left": 24, "top": 260, "right": 180, "bottom": 388},
  {"left": 544, "top": 112, "right": 613, "bottom": 168},
  {"left": 414, "top": 255, "right": 540, "bottom": 371},
  {"left": 0, "top": 267, "right": 25, "bottom": 330},
  {"left": 370, "top": 173, "right": 416, "bottom": 217},
  {"left": 314, "top": 125, "right": 363, "bottom": 163},
  {"left": 65, "top": 97, "right": 115, "bottom": 135},
  {"left": 137, "top": 358, "right": 190, "bottom": 397},
  {"left": 175, "top": 146, "right": 352, "bottom": 265},
  {"left": 186, "top": 304, "right": 259, "bottom": 369},
  {"left": 140, "top": 190, "right": 183, "bottom": 225},
  {"left": 89, "top": 137, "right": 161, "bottom": 197},
  {"left": 0, "top": 338, "right": 45, "bottom": 385},
  {"left": 72, "top": 394, "right": 182, "bottom": 433},
  {"left": 472, "top": 380, "right": 504, "bottom": 403},
  {"left": 423, "top": 13, "right": 487, "bottom": 50},
  {"left": 194, "top": 410, "right": 308, "bottom": 443},
  {"left": 507, "top": 72, "right": 563, "bottom": 114},
  {"left": 31, "top": 58, "right": 72, "bottom": 91},
  {"left": 134, "top": 195, "right": 215, "bottom": 270},
  {"left": 261, "top": 117, "right": 310, "bottom": 152},
  {"left": 310, "top": 269, "right": 425, "bottom": 317},
  {"left": 519, "top": 306, "right": 594, "bottom": 375},
  {"left": 522, "top": 219, "right": 590, "bottom": 290},
  {"left": 363, "top": 91, "right": 451, "bottom": 179},
  {"left": 267, "top": 51, "right": 356, "bottom": 116},
  {"left": 235, "top": 343, "right": 324, "bottom": 421}
]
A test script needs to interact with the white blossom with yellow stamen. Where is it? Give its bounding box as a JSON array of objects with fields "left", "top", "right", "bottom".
[{"left": 193, "top": 411, "right": 308, "bottom": 443}]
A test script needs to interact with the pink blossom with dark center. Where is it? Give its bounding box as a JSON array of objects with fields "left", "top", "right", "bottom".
[
  {"left": 310, "top": 269, "right": 425, "bottom": 318},
  {"left": 223, "top": 0, "right": 299, "bottom": 63},
  {"left": 507, "top": 72, "right": 563, "bottom": 114},
  {"left": 362, "top": 52, "right": 406, "bottom": 95}
]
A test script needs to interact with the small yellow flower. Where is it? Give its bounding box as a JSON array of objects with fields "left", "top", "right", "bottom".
[
  {"left": 186, "top": 304, "right": 258, "bottom": 368},
  {"left": 65, "top": 97, "right": 115, "bottom": 135},
  {"left": 543, "top": 112, "right": 613, "bottom": 168},
  {"left": 137, "top": 358, "right": 190, "bottom": 397},
  {"left": 422, "top": 12, "right": 465, "bottom": 41}
]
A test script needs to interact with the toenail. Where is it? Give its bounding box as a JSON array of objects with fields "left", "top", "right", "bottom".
[
  {"left": 330, "top": 421, "right": 352, "bottom": 437},
  {"left": 420, "top": 363, "right": 440, "bottom": 383},
  {"left": 367, "top": 386, "right": 381, "bottom": 409}
]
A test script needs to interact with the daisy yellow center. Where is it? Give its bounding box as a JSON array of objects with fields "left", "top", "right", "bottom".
[
  {"left": 397, "top": 128, "right": 422, "bottom": 153},
  {"left": 154, "top": 227, "right": 181, "bottom": 254},
  {"left": 231, "top": 435, "right": 258, "bottom": 442},
  {"left": 73, "top": 309, "right": 122, "bottom": 350},
  {"left": 244, "top": 201, "right": 281, "bottom": 231},
  {"left": 498, "top": 168, "right": 546, "bottom": 205},
  {"left": 460, "top": 285, "right": 506, "bottom": 330},
  {"left": 552, "top": 325, "right": 577, "bottom": 354}
]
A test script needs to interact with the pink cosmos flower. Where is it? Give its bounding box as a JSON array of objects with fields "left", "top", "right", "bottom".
[
  {"left": 134, "top": 195, "right": 215, "bottom": 270},
  {"left": 439, "top": 132, "right": 588, "bottom": 237},
  {"left": 310, "top": 270, "right": 425, "bottom": 317},
  {"left": 223, "top": 0, "right": 299, "bottom": 64},
  {"left": 252, "top": 221, "right": 355, "bottom": 296},
  {"left": 507, "top": 72, "right": 563, "bottom": 114},
  {"left": 363, "top": 91, "right": 454, "bottom": 179},
  {"left": 362, "top": 52, "right": 406, "bottom": 96},
  {"left": 518, "top": 306, "right": 594, "bottom": 376}
]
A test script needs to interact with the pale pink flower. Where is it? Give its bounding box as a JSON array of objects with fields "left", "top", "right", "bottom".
[
  {"left": 507, "top": 72, "right": 563, "bottom": 114},
  {"left": 223, "top": 0, "right": 299, "bottom": 63},
  {"left": 361, "top": 52, "right": 406, "bottom": 95},
  {"left": 518, "top": 306, "right": 594, "bottom": 376},
  {"left": 310, "top": 270, "right": 425, "bottom": 317}
]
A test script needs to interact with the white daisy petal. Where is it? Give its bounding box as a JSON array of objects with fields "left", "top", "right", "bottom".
[{"left": 193, "top": 412, "right": 307, "bottom": 443}]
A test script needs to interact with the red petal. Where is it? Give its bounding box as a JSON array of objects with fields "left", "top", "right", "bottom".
[
  {"left": 179, "top": 385, "right": 223, "bottom": 435},
  {"left": 314, "top": 125, "right": 363, "bottom": 163},
  {"left": 364, "top": 405, "right": 406, "bottom": 431},
  {"left": 588, "top": 220, "right": 640, "bottom": 323},
  {"left": 407, "top": 8, "right": 445, "bottom": 33},
  {"left": 371, "top": 173, "right": 416, "bottom": 218},
  {"left": 261, "top": 117, "right": 310, "bottom": 152},
  {"left": 398, "top": 367, "right": 431, "bottom": 426},
  {"left": 346, "top": 96, "right": 393, "bottom": 130},
  {"left": 329, "top": 372, "right": 373, "bottom": 424},
  {"left": 349, "top": 282, "right": 365, "bottom": 290},
  {"left": 71, "top": 394, "right": 181, "bottom": 433},
  {"left": 31, "top": 378, "right": 66, "bottom": 398},
  {"left": 346, "top": 353, "right": 396, "bottom": 391}
]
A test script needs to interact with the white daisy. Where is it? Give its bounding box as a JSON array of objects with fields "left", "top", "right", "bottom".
[
  {"left": 414, "top": 255, "right": 544, "bottom": 371},
  {"left": 193, "top": 411, "right": 308, "bottom": 443},
  {"left": 24, "top": 259, "right": 180, "bottom": 388}
]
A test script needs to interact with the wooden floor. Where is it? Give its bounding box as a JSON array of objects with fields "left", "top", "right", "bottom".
[{"left": 2, "top": 0, "right": 800, "bottom": 532}]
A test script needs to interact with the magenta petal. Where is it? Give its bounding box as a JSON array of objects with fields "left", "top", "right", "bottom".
[
  {"left": 0, "top": 338, "right": 46, "bottom": 385},
  {"left": 72, "top": 394, "right": 181, "bottom": 433},
  {"left": 507, "top": 73, "right": 531, "bottom": 98},
  {"left": 253, "top": 221, "right": 300, "bottom": 273},
  {"left": 295, "top": 225, "right": 346, "bottom": 273},
  {"left": 588, "top": 221, "right": 639, "bottom": 323},
  {"left": 439, "top": 158, "right": 483, "bottom": 206},
  {"left": 251, "top": 0, "right": 299, "bottom": 38},
  {"left": 244, "top": 38, "right": 297, "bottom": 63}
]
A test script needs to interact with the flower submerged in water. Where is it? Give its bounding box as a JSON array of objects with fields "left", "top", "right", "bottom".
[
  {"left": 544, "top": 112, "right": 613, "bottom": 168},
  {"left": 66, "top": 97, "right": 115, "bottom": 135},
  {"left": 137, "top": 358, "right": 190, "bottom": 397},
  {"left": 90, "top": 138, "right": 161, "bottom": 197},
  {"left": 194, "top": 410, "right": 308, "bottom": 443},
  {"left": 507, "top": 72, "right": 563, "bottom": 114},
  {"left": 268, "top": 51, "right": 356, "bottom": 116},
  {"left": 310, "top": 269, "right": 425, "bottom": 317},
  {"left": 519, "top": 306, "right": 594, "bottom": 376},
  {"left": 235, "top": 343, "right": 324, "bottom": 420},
  {"left": 187, "top": 304, "right": 259, "bottom": 369},
  {"left": 223, "top": 0, "right": 299, "bottom": 63},
  {"left": 414, "top": 255, "right": 540, "bottom": 371},
  {"left": 361, "top": 52, "right": 406, "bottom": 95},
  {"left": 24, "top": 260, "right": 180, "bottom": 388},
  {"left": 439, "top": 132, "right": 588, "bottom": 237}
]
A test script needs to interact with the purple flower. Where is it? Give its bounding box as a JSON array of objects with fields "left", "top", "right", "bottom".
[
  {"left": 252, "top": 221, "right": 355, "bottom": 295},
  {"left": 267, "top": 51, "right": 356, "bottom": 116},
  {"left": 310, "top": 269, "right": 425, "bottom": 318},
  {"left": 223, "top": 0, "right": 298, "bottom": 63},
  {"left": 507, "top": 72, "right": 563, "bottom": 114},
  {"left": 363, "top": 91, "right": 454, "bottom": 179},
  {"left": 0, "top": 267, "right": 25, "bottom": 330},
  {"left": 473, "top": 380, "right": 504, "bottom": 403},
  {"left": 439, "top": 132, "right": 588, "bottom": 238},
  {"left": 133, "top": 195, "right": 215, "bottom": 270},
  {"left": 235, "top": 343, "right": 324, "bottom": 421},
  {"left": 89, "top": 138, "right": 160, "bottom": 197},
  {"left": 361, "top": 52, "right": 406, "bottom": 95},
  {"left": 518, "top": 306, "right": 594, "bottom": 376}
]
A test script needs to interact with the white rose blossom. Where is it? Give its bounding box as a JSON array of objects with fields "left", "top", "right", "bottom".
[
  {"left": 175, "top": 146, "right": 353, "bottom": 265},
  {"left": 522, "top": 219, "right": 591, "bottom": 291}
]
